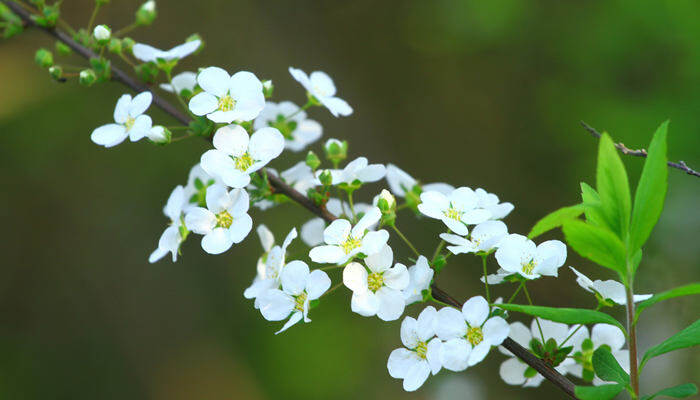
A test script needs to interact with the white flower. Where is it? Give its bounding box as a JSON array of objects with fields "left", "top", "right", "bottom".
[
  {"left": 132, "top": 39, "right": 201, "bottom": 62},
  {"left": 308, "top": 207, "right": 389, "bottom": 264},
  {"left": 201, "top": 124, "right": 284, "bottom": 188},
  {"left": 280, "top": 162, "right": 316, "bottom": 193},
  {"left": 288, "top": 67, "right": 353, "bottom": 117},
  {"left": 417, "top": 187, "right": 492, "bottom": 236},
  {"left": 434, "top": 296, "right": 509, "bottom": 371},
  {"left": 93, "top": 25, "right": 110, "bottom": 41},
  {"left": 440, "top": 220, "right": 508, "bottom": 255},
  {"left": 184, "top": 184, "right": 252, "bottom": 254},
  {"left": 142, "top": 0, "right": 155, "bottom": 12},
  {"left": 254, "top": 101, "right": 322, "bottom": 152},
  {"left": 149, "top": 185, "right": 186, "bottom": 263},
  {"left": 244, "top": 226, "right": 298, "bottom": 306},
  {"left": 189, "top": 67, "right": 265, "bottom": 123},
  {"left": 570, "top": 267, "right": 652, "bottom": 305},
  {"left": 402, "top": 256, "right": 434, "bottom": 305},
  {"left": 387, "top": 306, "right": 443, "bottom": 391},
  {"left": 561, "top": 323, "right": 629, "bottom": 386},
  {"left": 498, "top": 319, "right": 572, "bottom": 387},
  {"left": 475, "top": 188, "right": 514, "bottom": 220},
  {"left": 343, "top": 245, "right": 410, "bottom": 321},
  {"left": 315, "top": 157, "right": 386, "bottom": 186},
  {"left": 159, "top": 71, "right": 197, "bottom": 94},
  {"left": 495, "top": 234, "right": 567, "bottom": 280},
  {"left": 299, "top": 198, "right": 374, "bottom": 247},
  {"left": 385, "top": 164, "right": 453, "bottom": 198},
  {"left": 257, "top": 260, "right": 331, "bottom": 334},
  {"left": 91, "top": 92, "right": 153, "bottom": 147}
]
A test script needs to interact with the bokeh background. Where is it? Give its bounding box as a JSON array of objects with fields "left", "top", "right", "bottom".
[{"left": 1, "top": 0, "right": 698, "bottom": 399}]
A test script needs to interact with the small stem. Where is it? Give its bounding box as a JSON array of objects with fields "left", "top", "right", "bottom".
[
  {"left": 507, "top": 282, "right": 524, "bottom": 304},
  {"left": 392, "top": 225, "right": 420, "bottom": 258},
  {"left": 114, "top": 22, "right": 139, "bottom": 37},
  {"left": 431, "top": 239, "right": 445, "bottom": 263},
  {"left": 86, "top": 3, "right": 100, "bottom": 33},
  {"left": 481, "top": 254, "right": 491, "bottom": 304},
  {"left": 166, "top": 70, "right": 195, "bottom": 118},
  {"left": 560, "top": 304, "right": 601, "bottom": 347},
  {"left": 319, "top": 265, "right": 345, "bottom": 271},
  {"left": 346, "top": 190, "right": 357, "bottom": 222},
  {"left": 626, "top": 279, "right": 640, "bottom": 397},
  {"left": 119, "top": 53, "right": 136, "bottom": 68},
  {"left": 321, "top": 281, "right": 344, "bottom": 298},
  {"left": 283, "top": 100, "right": 313, "bottom": 121},
  {"left": 523, "top": 283, "right": 546, "bottom": 343},
  {"left": 396, "top": 203, "right": 410, "bottom": 212}
]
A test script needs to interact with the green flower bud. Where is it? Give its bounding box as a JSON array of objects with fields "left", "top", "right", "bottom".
[
  {"left": 305, "top": 150, "right": 321, "bottom": 171},
  {"left": 122, "top": 37, "right": 135, "bottom": 53},
  {"left": 377, "top": 189, "right": 397, "bottom": 226},
  {"left": 55, "top": 41, "right": 71, "bottom": 55},
  {"left": 48, "top": 65, "right": 63, "bottom": 81},
  {"left": 34, "top": 48, "right": 53, "bottom": 68},
  {"left": 108, "top": 38, "right": 122, "bottom": 54},
  {"left": 79, "top": 69, "right": 97, "bottom": 86},
  {"left": 262, "top": 80, "right": 274, "bottom": 98},
  {"left": 93, "top": 24, "right": 111, "bottom": 45},
  {"left": 324, "top": 138, "right": 348, "bottom": 167},
  {"left": 186, "top": 33, "right": 203, "bottom": 50},
  {"left": 89, "top": 57, "right": 111, "bottom": 82},
  {"left": 147, "top": 125, "right": 171, "bottom": 144},
  {"left": 319, "top": 170, "right": 333, "bottom": 187},
  {"left": 135, "top": 0, "right": 156, "bottom": 26}
]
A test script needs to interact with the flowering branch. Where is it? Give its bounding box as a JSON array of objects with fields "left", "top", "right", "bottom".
[
  {"left": 3, "top": 3, "right": 580, "bottom": 395},
  {"left": 581, "top": 121, "right": 699, "bottom": 178}
]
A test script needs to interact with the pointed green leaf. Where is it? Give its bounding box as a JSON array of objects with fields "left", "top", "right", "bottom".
[
  {"left": 641, "top": 383, "right": 698, "bottom": 400},
  {"left": 596, "top": 133, "right": 632, "bottom": 239},
  {"left": 635, "top": 283, "right": 700, "bottom": 324},
  {"left": 641, "top": 319, "right": 700, "bottom": 370},
  {"left": 575, "top": 384, "right": 625, "bottom": 400},
  {"left": 562, "top": 220, "right": 627, "bottom": 276},
  {"left": 580, "top": 182, "right": 608, "bottom": 229},
  {"left": 592, "top": 347, "right": 630, "bottom": 384},
  {"left": 528, "top": 204, "right": 585, "bottom": 239},
  {"left": 629, "top": 121, "right": 669, "bottom": 257},
  {"left": 496, "top": 304, "right": 625, "bottom": 332}
]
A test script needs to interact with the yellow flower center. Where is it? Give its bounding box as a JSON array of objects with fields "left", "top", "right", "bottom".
[
  {"left": 522, "top": 259, "right": 536, "bottom": 275},
  {"left": 216, "top": 210, "right": 233, "bottom": 228},
  {"left": 294, "top": 292, "right": 308, "bottom": 312},
  {"left": 234, "top": 152, "right": 254, "bottom": 171},
  {"left": 443, "top": 206, "right": 463, "bottom": 221},
  {"left": 367, "top": 272, "right": 384, "bottom": 292},
  {"left": 341, "top": 237, "right": 362, "bottom": 254},
  {"left": 125, "top": 116, "right": 136, "bottom": 131},
  {"left": 467, "top": 326, "right": 484, "bottom": 346},
  {"left": 218, "top": 95, "right": 236, "bottom": 112},
  {"left": 415, "top": 341, "right": 428, "bottom": 359}
]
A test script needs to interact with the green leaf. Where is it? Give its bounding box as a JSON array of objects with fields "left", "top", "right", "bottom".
[
  {"left": 641, "top": 383, "right": 698, "bottom": 400},
  {"left": 596, "top": 134, "right": 632, "bottom": 239},
  {"left": 641, "top": 319, "right": 700, "bottom": 370},
  {"left": 634, "top": 283, "right": 700, "bottom": 325},
  {"left": 575, "top": 384, "right": 625, "bottom": 400},
  {"left": 562, "top": 220, "right": 627, "bottom": 276},
  {"left": 580, "top": 182, "right": 612, "bottom": 231},
  {"left": 528, "top": 204, "right": 585, "bottom": 239},
  {"left": 592, "top": 347, "right": 630, "bottom": 384},
  {"left": 496, "top": 304, "right": 625, "bottom": 333},
  {"left": 629, "top": 121, "right": 669, "bottom": 257}
]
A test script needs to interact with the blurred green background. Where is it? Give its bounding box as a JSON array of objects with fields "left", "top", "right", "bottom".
[{"left": 1, "top": 0, "right": 698, "bottom": 399}]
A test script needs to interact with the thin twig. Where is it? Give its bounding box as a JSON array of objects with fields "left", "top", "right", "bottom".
[
  {"left": 4, "top": 2, "right": 579, "bottom": 397},
  {"left": 581, "top": 121, "right": 699, "bottom": 177}
]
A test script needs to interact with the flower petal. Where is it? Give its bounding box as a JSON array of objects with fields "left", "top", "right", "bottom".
[
  {"left": 309, "top": 245, "right": 344, "bottom": 264},
  {"left": 91, "top": 124, "right": 127, "bottom": 147},
  {"left": 462, "top": 296, "right": 490, "bottom": 327},
  {"left": 128, "top": 91, "right": 152, "bottom": 117},
  {"left": 365, "top": 244, "right": 393, "bottom": 273},
  {"left": 376, "top": 287, "right": 406, "bottom": 321},
  {"left": 280, "top": 260, "right": 309, "bottom": 296},
  {"left": 188, "top": 92, "right": 218, "bottom": 116},
  {"left": 258, "top": 289, "right": 294, "bottom": 321},
  {"left": 383, "top": 263, "right": 410, "bottom": 290},
  {"left": 434, "top": 307, "right": 467, "bottom": 340},
  {"left": 439, "top": 338, "right": 471, "bottom": 372},
  {"left": 249, "top": 127, "right": 285, "bottom": 161},
  {"left": 483, "top": 316, "right": 510, "bottom": 346},
  {"left": 402, "top": 361, "right": 430, "bottom": 392},
  {"left": 387, "top": 348, "right": 418, "bottom": 379},
  {"left": 305, "top": 269, "right": 331, "bottom": 300},
  {"left": 201, "top": 227, "right": 234, "bottom": 254},
  {"left": 227, "top": 213, "right": 252, "bottom": 243},
  {"left": 500, "top": 358, "right": 528, "bottom": 385},
  {"left": 184, "top": 207, "right": 216, "bottom": 234},
  {"left": 213, "top": 124, "right": 249, "bottom": 156},
  {"left": 275, "top": 311, "right": 303, "bottom": 334},
  {"left": 198, "top": 66, "right": 230, "bottom": 97},
  {"left": 323, "top": 219, "right": 351, "bottom": 245},
  {"left": 591, "top": 324, "right": 625, "bottom": 351},
  {"left": 342, "top": 262, "right": 368, "bottom": 292}
]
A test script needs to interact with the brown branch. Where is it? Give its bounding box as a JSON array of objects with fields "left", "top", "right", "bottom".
[
  {"left": 581, "top": 121, "right": 699, "bottom": 177},
  {"left": 4, "top": 2, "right": 579, "bottom": 397}
]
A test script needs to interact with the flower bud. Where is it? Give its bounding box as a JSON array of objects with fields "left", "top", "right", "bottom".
[
  {"left": 48, "top": 65, "right": 63, "bottom": 81},
  {"left": 108, "top": 38, "right": 122, "bottom": 54},
  {"left": 377, "top": 189, "right": 397, "bottom": 226},
  {"left": 324, "top": 138, "right": 347, "bottom": 167},
  {"left": 121, "top": 37, "right": 135, "bottom": 53},
  {"left": 262, "top": 80, "right": 274, "bottom": 98},
  {"left": 147, "top": 125, "right": 171, "bottom": 144},
  {"left": 305, "top": 150, "right": 321, "bottom": 171},
  {"left": 136, "top": 1, "right": 156, "bottom": 26},
  {"left": 318, "top": 169, "right": 333, "bottom": 187},
  {"left": 93, "top": 24, "right": 111, "bottom": 44},
  {"left": 55, "top": 41, "right": 71, "bottom": 55},
  {"left": 79, "top": 69, "right": 97, "bottom": 86},
  {"left": 34, "top": 48, "right": 53, "bottom": 68}
]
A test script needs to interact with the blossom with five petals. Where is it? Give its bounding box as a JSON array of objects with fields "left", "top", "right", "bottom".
[
  {"left": 91, "top": 92, "right": 153, "bottom": 147},
  {"left": 289, "top": 67, "right": 353, "bottom": 117},
  {"left": 189, "top": 67, "right": 265, "bottom": 123},
  {"left": 417, "top": 187, "right": 492, "bottom": 235}
]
